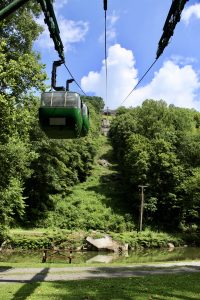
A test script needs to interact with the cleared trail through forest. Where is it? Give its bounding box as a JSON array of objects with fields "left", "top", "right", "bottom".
[
  {"left": 62, "top": 134, "right": 128, "bottom": 232},
  {"left": 1, "top": 262, "right": 200, "bottom": 283}
]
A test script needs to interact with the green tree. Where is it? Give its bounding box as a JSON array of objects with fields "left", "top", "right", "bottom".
[
  {"left": 110, "top": 99, "right": 200, "bottom": 230},
  {"left": 180, "top": 168, "right": 200, "bottom": 230},
  {"left": 0, "top": 1, "right": 47, "bottom": 232}
]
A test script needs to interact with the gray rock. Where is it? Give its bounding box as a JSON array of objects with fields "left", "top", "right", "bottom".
[
  {"left": 98, "top": 159, "right": 111, "bottom": 167},
  {"left": 86, "top": 235, "right": 127, "bottom": 253},
  {"left": 167, "top": 242, "right": 175, "bottom": 249}
]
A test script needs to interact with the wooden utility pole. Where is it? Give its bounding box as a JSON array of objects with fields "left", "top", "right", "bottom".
[{"left": 138, "top": 185, "right": 147, "bottom": 231}]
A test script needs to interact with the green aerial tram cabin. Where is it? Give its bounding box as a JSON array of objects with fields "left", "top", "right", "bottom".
[
  {"left": 39, "top": 60, "right": 90, "bottom": 139},
  {"left": 39, "top": 91, "right": 86, "bottom": 139}
]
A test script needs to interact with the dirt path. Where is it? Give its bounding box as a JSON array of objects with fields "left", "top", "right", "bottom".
[{"left": 1, "top": 262, "right": 200, "bottom": 283}]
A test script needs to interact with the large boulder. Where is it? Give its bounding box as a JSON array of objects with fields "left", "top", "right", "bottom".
[{"left": 86, "top": 235, "right": 127, "bottom": 253}]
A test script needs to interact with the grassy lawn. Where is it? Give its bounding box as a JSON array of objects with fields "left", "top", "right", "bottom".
[{"left": 0, "top": 273, "right": 200, "bottom": 300}]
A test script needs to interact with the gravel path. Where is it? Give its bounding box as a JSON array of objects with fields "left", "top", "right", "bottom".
[{"left": 0, "top": 261, "right": 200, "bottom": 283}]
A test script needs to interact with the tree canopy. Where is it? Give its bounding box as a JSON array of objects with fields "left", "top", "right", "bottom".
[
  {"left": 110, "top": 100, "right": 200, "bottom": 231},
  {"left": 1, "top": 1, "right": 200, "bottom": 237},
  {"left": 0, "top": 2, "right": 104, "bottom": 234}
]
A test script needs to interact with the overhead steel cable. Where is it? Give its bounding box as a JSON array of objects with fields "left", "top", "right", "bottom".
[
  {"left": 156, "top": 0, "right": 188, "bottom": 59},
  {"left": 38, "top": 0, "right": 65, "bottom": 60},
  {"left": 119, "top": 0, "right": 188, "bottom": 107},
  {"left": 64, "top": 63, "right": 87, "bottom": 96},
  {"left": 104, "top": 0, "right": 108, "bottom": 104},
  {"left": 119, "top": 58, "right": 158, "bottom": 106},
  {"left": 0, "top": 0, "right": 30, "bottom": 21}
]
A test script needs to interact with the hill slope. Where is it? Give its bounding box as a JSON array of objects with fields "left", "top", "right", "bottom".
[{"left": 44, "top": 135, "right": 134, "bottom": 232}]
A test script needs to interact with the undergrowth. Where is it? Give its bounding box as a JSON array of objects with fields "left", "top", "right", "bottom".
[
  {"left": 38, "top": 135, "right": 134, "bottom": 232},
  {"left": 6, "top": 229, "right": 192, "bottom": 250}
]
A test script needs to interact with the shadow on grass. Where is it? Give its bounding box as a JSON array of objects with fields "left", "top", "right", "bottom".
[
  {"left": 50, "top": 272, "right": 200, "bottom": 300},
  {"left": 0, "top": 266, "right": 12, "bottom": 272},
  {"left": 1, "top": 266, "right": 200, "bottom": 299},
  {"left": 10, "top": 268, "right": 49, "bottom": 300}
]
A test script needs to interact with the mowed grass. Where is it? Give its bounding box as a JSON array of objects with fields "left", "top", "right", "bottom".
[{"left": 0, "top": 273, "right": 200, "bottom": 300}]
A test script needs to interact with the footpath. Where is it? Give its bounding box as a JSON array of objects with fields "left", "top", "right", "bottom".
[{"left": 1, "top": 262, "right": 200, "bottom": 283}]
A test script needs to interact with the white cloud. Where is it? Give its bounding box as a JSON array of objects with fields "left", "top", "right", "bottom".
[
  {"left": 182, "top": 3, "right": 200, "bottom": 24},
  {"left": 170, "top": 55, "right": 197, "bottom": 66},
  {"left": 81, "top": 43, "right": 200, "bottom": 110},
  {"left": 99, "top": 11, "right": 119, "bottom": 44},
  {"left": 54, "top": 0, "right": 68, "bottom": 11},
  {"left": 58, "top": 18, "right": 89, "bottom": 50},
  {"left": 81, "top": 44, "right": 138, "bottom": 108},
  {"left": 127, "top": 61, "right": 200, "bottom": 109},
  {"left": 36, "top": 15, "right": 89, "bottom": 53},
  {"left": 108, "top": 13, "right": 119, "bottom": 26}
]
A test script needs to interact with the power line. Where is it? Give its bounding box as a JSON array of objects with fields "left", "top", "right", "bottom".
[
  {"left": 64, "top": 63, "right": 87, "bottom": 96},
  {"left": 119, "top": 58, "right": 158, "bottom": 106}
]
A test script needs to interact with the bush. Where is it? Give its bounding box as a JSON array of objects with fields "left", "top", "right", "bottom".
[
  {"left": 7, "top": 229, "right": 199, "bottom": 250},
  {"left": 110, "top": 230, "right": 184, "bottom": 249},
  {"left": 7, "top": 230, "right": 86, "bottom": 250}
]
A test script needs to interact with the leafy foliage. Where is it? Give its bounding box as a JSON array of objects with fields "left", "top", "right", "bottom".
[
  {"left": 0, "top": 2, "right": 46, "bottom": 231},
  {"left": 2, "top": 0, "right": 200, "bottom": 239},
  {"left": 110, "top": 100, "right": 200, "bottom": 230}
]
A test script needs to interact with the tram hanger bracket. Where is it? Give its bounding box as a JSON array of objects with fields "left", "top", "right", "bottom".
[
  {"left": 66, "top": 79, "right": 74, "bottom": 91},
  {"left": 51, "top": 60, "right": 65, "bottom": 91}
]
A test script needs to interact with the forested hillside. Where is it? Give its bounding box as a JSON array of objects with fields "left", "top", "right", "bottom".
[
  {"left": 0, "top": 2, "right": 104, "bottom": 239},
  {"left": 110, "top": 101, "right": 200, "bottom": 231},
  {"left": 1, "top": 1, "right": 200, "bottom": 244}
]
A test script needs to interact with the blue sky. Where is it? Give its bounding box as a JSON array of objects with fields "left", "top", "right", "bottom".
[{"left": 34, "top": 0, "right": 200, "bottom": 109}]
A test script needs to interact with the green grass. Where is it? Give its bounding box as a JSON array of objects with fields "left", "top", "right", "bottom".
[
  {"left": 0, "top": 273, "right": 200, "bottom": 299},
  {"left": 0, "top": 259, "right": 198, "bottom": 269}
]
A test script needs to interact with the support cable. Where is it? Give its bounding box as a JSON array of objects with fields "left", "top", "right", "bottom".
[
  {"left": 64, "top": 63, "right": 87, "bottom": 96},
  {"left": 119, "top": 58, "right": 158, "bottom": 106},
  {"left": 104, "top": 0, "right": 108, "bottom": 104},
  {"left": 119, "top": 0, "right": 188, "bottom": 107},
  {"left": 0, "top": 0, "right": 87, "bottom": 95},
  {"left": 156, "top": 0, "right": 188, "bottom": 59},
  {"left": 37, "top": 0, "right": 64, "bottom": 60},
  {"left": 0, "top": 0, "right": 30, "bottom": 20},
  {"left": 0, "top": 0, "right": 64, "bottom": 60}
]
